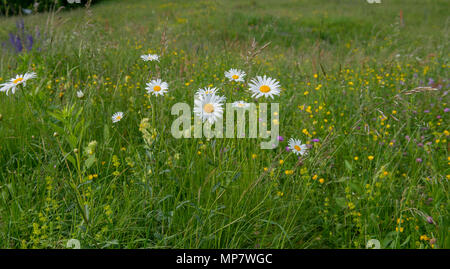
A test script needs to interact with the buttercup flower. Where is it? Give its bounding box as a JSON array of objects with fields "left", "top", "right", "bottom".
[
  {"left": 112, "top": 112, "right": 124, "bottom": 123},
  {"left": 232, "top": 100, "right": 250, "bottom": 109},
  {"left": 146, "top": 79, "right": 168, "bottom": 96},
  {"left": 0, "top": 72, "right": 37, "bottom": 95},
  {"left": 141, "top": 54, "right": 159, "bottom": 62},
  {"left": 288, "top": 138, "right": 307, "bottom": 156},
  {"left": 193, "top": 94, "right": 225, "bottom": 124},
  {"left": 225, "top": 68, "right": 246, "bottom": 82},
  {"left": 248, "top": 75, "right": 281, "bottom": 99}
]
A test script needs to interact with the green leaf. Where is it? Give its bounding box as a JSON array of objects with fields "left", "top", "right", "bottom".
[
  {"left": 75, "top": 119, "right": 84, "bottom": 135},
  {"left": 335, "top": 197, "right": 347, "bottom": 209},
  {"left": 49, "top": 123, "right": 65, "bottom": 137},
  {"left": 400, "top": 235, "right": 411, "bottom": 247},
  {"left": 65, "top": 153, "right": 76, "bottom": 167},
  {"left": 84, "top": 154, "right": 96, "bottom": 170},
  {"left": 103, "top": 124, "right": 110, "bottom": 141},
  {"left": 349, "top": 182, "right": 362, "bottom": 193},
  {"left": 67, "top": 135, "right": 77, "bottom": 149},
  {"left": 48, "top": 111, "right": 64, "bottom": 122},
  {"left": 344, "top": 160, "right": 353, "bottom": 171}
]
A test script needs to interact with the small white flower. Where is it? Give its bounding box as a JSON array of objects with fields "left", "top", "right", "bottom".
[
  {"left": 196, "top": 87, "right": 217, "bottom": 97},
  {"left": 225, "top": 68, "right": 246, "bottom": 82},
  {"left": 141, "top": 54, "right": 159, "bottom": 62},
  {"left": 248, "top": 75, "right": 281, "bottom": 99},
  {"left": 112, "top": 112, "right": 124, "bottom": 123},
  {"left": 288, "top": 138, "right": 307, "bottom": 156},
  {"left": 366, "top": 239, "right": 381, "bottom": 249},
  {"left": 146, "top": 79, "right": 168, "bottom": 96},
  {"left": 232, "top": 100, "right": 250, "bottom": 109},
  {"left": 0, "top": 72, "right": 37, "bottom": 95},
  {"left": 193, "top": 94, "right": 225, "bottom": 124},
  {"left": 77, "top": 90, "right": 84, "bottom": 99},
  {"left": 196, "top": 87, "right": 226, "bottom": 103}
]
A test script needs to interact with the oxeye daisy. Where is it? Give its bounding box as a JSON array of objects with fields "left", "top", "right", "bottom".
[
  {"left": 196, "top": 87, "right": 226, "bottom": 102},
  {"left": 112, "top": 112, "right": 124, "bottom": 123},
  {"left": 77, "top": 90, "right": 85, "bottom": 99},
  {"left": 288, "top": 138, "right": 307, "bottom": 156},
  {"left": 232, "top": 100, "right": 250, "bottom": 109},
  {"left": 0, "top": 72, "right": 37, "bottom": 95},
  {"left": 146, "top": 79, "right": 168, "bottom": 96},
  {"left": 225, "top": 69, "right": 246, "bottom": 82},
  {"left": 248, "top": 75, "right": 281, "bottom": 99},
  {"left": 141, "top": 54, "right": 159, "bottom": 62},
  {"left": 193, "top": 94, "right": 225, "bottom": 124},
  {"left": 196, "top": 87, "right": 218, "bottom": 97}
]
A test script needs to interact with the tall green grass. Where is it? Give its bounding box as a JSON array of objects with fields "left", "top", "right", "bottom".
[{"left": 0, "top": 0, "right": 448, "bottom": 249}]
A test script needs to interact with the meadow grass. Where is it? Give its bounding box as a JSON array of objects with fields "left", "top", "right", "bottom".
[{"left": 0, "top": 0, "right": 448, "bottom": 249}]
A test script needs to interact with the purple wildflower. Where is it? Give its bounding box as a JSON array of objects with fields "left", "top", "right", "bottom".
[
  {"left": 26, "top": 34, "right": 33, "bottom": 51},
  {"left": 9, "top": 33, "right": 22, "bottom": 52}
]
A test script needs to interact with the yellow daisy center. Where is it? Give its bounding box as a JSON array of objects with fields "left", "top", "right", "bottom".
[
  {"left": 294, "top": 145, "right": 301, "bottom": 151},
  {"left": 203, "top": 103, "right": 214, "bottom": 113},
  {"left": 13, "top": 77, "right": 23, "bottom": 84},
  {"left": 153, "top": 85, "right": 161, "bottom": 92},
  {"left": 259, "top": 85, "right": 271, "bottom": 93},
  {"left": 238, "top": 103, "right": 245, "bottom": 107},
  {"left": 116, "top": 116, "right": 122, "bottom": 120},
  {"left": 232, "top": 75, "right": 239, "bottom": 80}
]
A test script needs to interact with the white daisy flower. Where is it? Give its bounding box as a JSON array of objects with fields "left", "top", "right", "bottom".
[
  {"left": 288, "top": 138, "right": 308, "bottom": 156},
  {"left": 232, "top": 100, "right": 250, "bottom": 109},
  {"left": 141, "top": 54, "right": 159, "bottom": 62},
  {"left": 112, "top": 112, "right": 124, "bottom": 123},
  {"left": 225, "top": 68, "right": 246, "bottom": 82},
  {"left": 193, "top": 94, "right": 225, "bottom": 124},
  {"left": 196, "top": 87, "right": 225, "bottom": 102},
  {"left": 196, "top": 87, "right": 218, "bottom": 97},
  {"left": 0, "top": 72, "right": 37, "bottom": 95},
  {"left": 146, "top": 79, "right": 168, "bottom": 96},
  {"left": 77, "top": 90, "right": 84, "bottom": 99},
  {"left": 248, "top": 75, "right": 281, "bottom": 99},
  {"left": 0, "top": 83, "right": 13, "bottom": 95}
]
